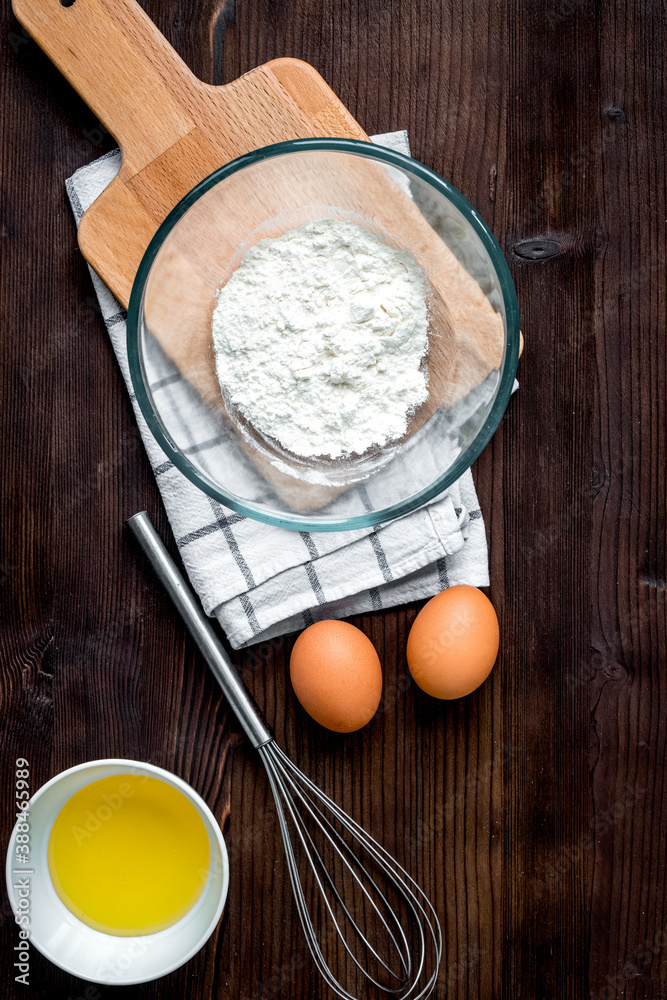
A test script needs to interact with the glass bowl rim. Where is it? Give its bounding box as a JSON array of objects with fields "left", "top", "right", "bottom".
[{"left": 127, "top": 137, "right": 520, "bottom": 532}]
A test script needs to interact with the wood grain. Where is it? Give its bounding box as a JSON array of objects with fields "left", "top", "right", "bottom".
[
  {"left": 0, "top": 2, "right": 665, "bottom": 1000},
  {"left": 591, "top": 3, "right": 667, "bottom": 998}
]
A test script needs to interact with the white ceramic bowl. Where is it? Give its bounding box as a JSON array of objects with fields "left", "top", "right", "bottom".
[{"left": 5, "top": 759, "right": 229, "bottom": 985}]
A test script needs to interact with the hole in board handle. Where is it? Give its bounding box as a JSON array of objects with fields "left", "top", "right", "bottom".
[{"left": 61, "top": 0, "right": 76, "bottom": 6}]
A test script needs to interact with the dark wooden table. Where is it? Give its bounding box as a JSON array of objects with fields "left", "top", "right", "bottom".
[{"left": 2, "top": 1, "right": 665, "bottom": 997}]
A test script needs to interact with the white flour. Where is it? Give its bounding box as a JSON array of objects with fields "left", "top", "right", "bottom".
[{"left": 211, "top": 219, "right": 429, "bottom": 459}]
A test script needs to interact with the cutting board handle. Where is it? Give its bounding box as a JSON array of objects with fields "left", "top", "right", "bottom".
[{"left": 12, "top": 0, "right": 198, "bottom": 163}]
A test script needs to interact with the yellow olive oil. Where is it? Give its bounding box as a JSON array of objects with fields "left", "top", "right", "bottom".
[{"left": 47, "top": 774, "right": 211, "bottom": 935}]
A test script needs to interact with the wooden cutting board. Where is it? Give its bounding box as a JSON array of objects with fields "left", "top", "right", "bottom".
[
  {"left": 14, "top": 0, "right": 510, "bottom": 513},
  {"left": 12, "top": 0, "right": 370, "bottom": 307}
]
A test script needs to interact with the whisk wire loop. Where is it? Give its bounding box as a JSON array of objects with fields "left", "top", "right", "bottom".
[
  {"left": 259, "top": 742, "right": 442, "bottom": 1000},
  {"left": 266, "top": 744, "right": 411, "bottom": 991}
]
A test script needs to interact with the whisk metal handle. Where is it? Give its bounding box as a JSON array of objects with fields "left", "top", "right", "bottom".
[{"left": 127, "top": 511, "right": 273, "bottom": 749}]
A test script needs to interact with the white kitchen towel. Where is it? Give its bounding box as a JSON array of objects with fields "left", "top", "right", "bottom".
[{"left": 66, "top": 131, "right": 493, "bottom": 649}]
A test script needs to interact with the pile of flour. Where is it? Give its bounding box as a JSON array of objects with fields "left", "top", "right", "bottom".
[{"left": 211, "top": 218, "right": 429, "bottom": 459}]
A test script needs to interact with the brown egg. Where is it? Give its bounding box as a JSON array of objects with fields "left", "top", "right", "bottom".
[
  {"left": 406, "top": 585, "right": 499, "bottom": 699},
  {"left": 289, "top": 620, "right": 383, "bottom": 732}
]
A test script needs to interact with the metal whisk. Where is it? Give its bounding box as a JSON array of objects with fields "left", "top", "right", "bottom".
[{"left": 128, "top": 512, "right": 441, "bottom": 1000}]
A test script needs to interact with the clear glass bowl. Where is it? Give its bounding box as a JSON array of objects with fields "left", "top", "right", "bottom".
[{"left": 127, "top": 138, "right": 519, "bottom": 532}]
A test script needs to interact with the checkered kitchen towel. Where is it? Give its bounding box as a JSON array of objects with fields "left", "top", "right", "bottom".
[{"left": 67, "top": 132, "right": 492, "bottom": 649}]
